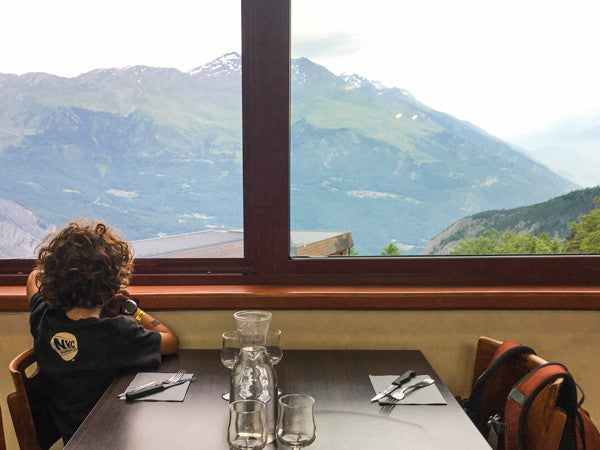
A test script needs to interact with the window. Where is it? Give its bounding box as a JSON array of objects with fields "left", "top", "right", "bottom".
[
  {"left": 1, "top": 0, "right": 599, "bottom": 289},
  {"left": 290, "top": 0, "right": 600, "bottom": 258},
  {"left": 0, "top": 1, "right": 242, "bottom": 259}
]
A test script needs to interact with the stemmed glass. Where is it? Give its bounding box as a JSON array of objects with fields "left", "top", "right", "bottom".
[
  {"left": 228, "top": 399, "right": 268, "bottom": 449},
  {"left": 221, "top": 330, "right": 241, "bottom": 400},
  {"left": 276, "top": 394, "right": 316, "bottom": 449},
  {"left": 266, "top": 328, "right": 283, "bottom": 365},
  {"left": 266, "top": 328, "right": 284, "bottom": 396}
]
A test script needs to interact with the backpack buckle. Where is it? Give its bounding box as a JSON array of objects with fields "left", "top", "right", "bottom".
[{"left": 487, "top": 414, "right": 506, "bottom": 449}]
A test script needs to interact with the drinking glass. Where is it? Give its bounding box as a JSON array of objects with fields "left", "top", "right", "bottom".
[
  {"left": 221, "top": 330, "right": 240, "bottom": 400},
  {"left": 221, "top": 330, "right": 241, "bottom": 369},
  {"left": 228, "top": 400, "right": 268, "bottom": 450},
  {"left": 277, "top": 394, "right": 316, "bottom": 449},
  {"left": 266, "top": 328, "right": 283, "bottom": 365}
]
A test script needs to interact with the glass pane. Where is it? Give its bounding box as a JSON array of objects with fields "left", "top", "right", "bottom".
[
  {"left": 0, "top": 1, "right": 242, "bottom": 258},
  {"left": 291, "top": 0, "right": 600, "bottom": 256}
]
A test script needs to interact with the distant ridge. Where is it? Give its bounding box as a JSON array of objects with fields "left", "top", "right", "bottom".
[{"left": 421, "top": 186, "right": 600, "bottom": 255}]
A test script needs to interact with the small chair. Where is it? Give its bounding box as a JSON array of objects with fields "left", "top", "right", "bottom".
[
  {"left": 7, "top": 348, "right": 61, "bottom": 450},
  {"left": 471, "top": 336, "right": 566, "bottom": 450}
]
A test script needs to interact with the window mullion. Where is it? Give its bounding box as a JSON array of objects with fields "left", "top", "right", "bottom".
[{"left": 242, "top": 0, "right": 291, "bottom": 278}]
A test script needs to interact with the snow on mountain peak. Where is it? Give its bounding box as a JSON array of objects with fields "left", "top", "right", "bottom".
[
  {"left": 340, "top": 73, "right": 370, "bottom": 89},
  {"left": 339, "top": 73, "right": 385, "bottom": 91},
  {"left": 190, "top": 52, "right": 241, "bottom": 78},
  {"left": 338, "top": 72, "right": 413, "bottom": 98}
]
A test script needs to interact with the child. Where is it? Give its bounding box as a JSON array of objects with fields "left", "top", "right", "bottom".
[{"left": 27, "top": 219, "right": 179, "bottom": 443}]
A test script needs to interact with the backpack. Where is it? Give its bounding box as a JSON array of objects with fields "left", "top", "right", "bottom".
[
  {"left": 462, "top": 341, "right": 600, "bottom": 450},
  {"left": 504, "top": 362, "right": 600, "bottom": 450}
]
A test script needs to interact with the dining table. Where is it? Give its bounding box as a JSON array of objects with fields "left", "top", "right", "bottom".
[{"left": 65, "top": 349, "right": 491, "bottom": 449}]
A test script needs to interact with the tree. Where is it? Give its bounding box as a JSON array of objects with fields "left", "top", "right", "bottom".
[
  {"left": 563, "top": 198, "right": 600, "bottom": 253},
  {"left": 451, "top": 229, "right": 563, "bottom": 255},
  {"left": 381, "top": 243, "right": 401, "bottom": 256},
  {"left": 347, "top": 247, "right": 359, "bottom": 256}
]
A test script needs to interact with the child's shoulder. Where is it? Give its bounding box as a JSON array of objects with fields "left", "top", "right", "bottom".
[{"left": 29, "top": 291, "right": 45, "bottom": 310}]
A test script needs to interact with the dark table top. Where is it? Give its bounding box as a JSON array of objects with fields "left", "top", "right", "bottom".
[{"left": 65, "top": 349, "right": 490, "bottom": 449}]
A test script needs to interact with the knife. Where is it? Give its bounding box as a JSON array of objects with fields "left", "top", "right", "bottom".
[
  {"left": 370, "top": 370, "right": 416, "bottom": 402},
  {"left": 125, "top": 377, "right": 195, "bottom": 401}
]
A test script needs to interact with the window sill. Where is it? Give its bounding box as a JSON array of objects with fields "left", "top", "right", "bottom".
[{"left": 1, "top": 285, "right": 599, "bottom": 311}]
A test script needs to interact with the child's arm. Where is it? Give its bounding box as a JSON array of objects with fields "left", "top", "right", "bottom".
[
  {"left": 107, "top": 292, "right": 180, "bottom": 355},
  {"left": 26, "top": 270, "right": 40, "bottom": 302},
  {"left": 133, "top": 307, "right": 180, "bottom": 355}
]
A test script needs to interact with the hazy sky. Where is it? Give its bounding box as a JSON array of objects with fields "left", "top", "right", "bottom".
[{"left": 2, "top": 0, "right": 598, "bottom": 138}]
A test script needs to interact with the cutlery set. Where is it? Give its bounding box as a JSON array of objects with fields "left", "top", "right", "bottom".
[
  {"left": 119, "top": 369, "right": 196, "bottom": 401},
  {"left": 371, "top": 370, "right": 435, "bottom": 403}
]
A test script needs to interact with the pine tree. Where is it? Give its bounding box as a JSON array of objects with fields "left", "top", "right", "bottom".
[{"left": 381, "top": 243, "right": 401, "bottom": 256}]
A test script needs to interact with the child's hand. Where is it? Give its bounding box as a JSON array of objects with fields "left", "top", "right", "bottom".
[{"left": 101, "top": 289, "right": 130, "bottom": 317}]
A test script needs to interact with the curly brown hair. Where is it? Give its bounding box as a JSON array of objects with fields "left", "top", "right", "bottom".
[{"left": 35, "top": 219, "right": 133, "bottom": 311}]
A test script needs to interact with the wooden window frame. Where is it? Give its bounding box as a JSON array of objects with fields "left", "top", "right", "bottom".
[{"left": 1, "top": 0, "right": 600, "bottom": 310}]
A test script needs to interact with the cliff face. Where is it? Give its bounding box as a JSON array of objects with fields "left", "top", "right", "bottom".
[
  {"left": 420, "top": 218, "right": 482, "bottom": 255},
  {"left": 0, "top": 198, "right": 53, "bottom": 258}
]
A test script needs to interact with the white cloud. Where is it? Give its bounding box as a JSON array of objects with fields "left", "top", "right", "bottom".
[{"left": 1, "top": 1, "right": 240, "bottom": 77}]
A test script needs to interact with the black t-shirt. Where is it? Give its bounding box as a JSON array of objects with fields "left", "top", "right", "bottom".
[{"left": 29, "top": 292, "right": 162, "bottom": 443}]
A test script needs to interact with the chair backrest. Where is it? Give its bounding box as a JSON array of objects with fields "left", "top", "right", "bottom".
[
  {"left": 472, "top": 336, "right": 549, "bottom": 387},
  {"left": 471, "top": 336, "right": 566, "bottom": 450},
  {"left": 7, "top": 348, "right": 61, "bottom": 450}
]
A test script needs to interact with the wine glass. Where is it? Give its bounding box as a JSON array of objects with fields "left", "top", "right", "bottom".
[
  {"left": 266, "top": 328, "right": 283, "bottom": 365},
  {"left": 221, "top": 330, "right": 240, "bottom": 400},
  {"left": 228, "top": 399, "right": 268, "bottom": 450},
  {"left": 266, "top": 328, "right": 284, "bottom": 396},
  {"left": 276, "top": 394, "right": 316, "bottom": 449}
]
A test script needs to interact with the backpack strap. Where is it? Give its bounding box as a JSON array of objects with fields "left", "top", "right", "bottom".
[
  {"left": 575, "top": 406, "right": 600, "bottom": 450},
  {"left": 466, "top": 341, "right": 536, "bottom": 432},
  {"left": 504, "top": 362, "right": 578, "bottom": 450},
  {"left": 489, "top": 341, "right": 534, "bottom": 366}
]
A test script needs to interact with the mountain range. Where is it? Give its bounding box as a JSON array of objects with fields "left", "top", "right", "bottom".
[{"left": 0, "top": 52, "right": 577, "bottom": 256}]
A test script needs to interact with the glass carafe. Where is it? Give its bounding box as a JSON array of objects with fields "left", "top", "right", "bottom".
[{"left": 230, "top": 310, "right": 278, "bottom": 443}]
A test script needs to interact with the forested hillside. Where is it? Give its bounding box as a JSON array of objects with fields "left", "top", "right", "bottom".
[{"left": 422, "top": 186, "right": 600, "bottom": 255}]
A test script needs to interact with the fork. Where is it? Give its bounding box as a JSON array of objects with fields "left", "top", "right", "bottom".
[
  {"left": 389, "top": 377, "right": 435, "bottom": 401},
  {"left": 118, "top": 369, "right": 186, "bottom": 398}
]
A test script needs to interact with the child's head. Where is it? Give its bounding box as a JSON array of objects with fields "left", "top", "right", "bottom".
[{"left": 35, "top": 219, "right": 133, "bottom": 311}]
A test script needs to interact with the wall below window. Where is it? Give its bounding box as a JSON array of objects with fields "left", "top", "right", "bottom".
[{"left": 0, "top": 309, "right": 598, "bottom": 449}]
